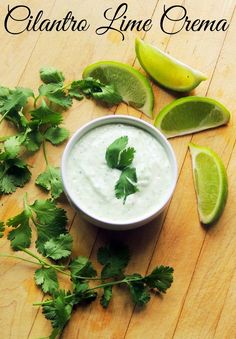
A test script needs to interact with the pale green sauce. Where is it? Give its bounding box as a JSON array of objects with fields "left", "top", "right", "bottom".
[{"left": 67, "top": 124, "right": 172, "bottom": 223}]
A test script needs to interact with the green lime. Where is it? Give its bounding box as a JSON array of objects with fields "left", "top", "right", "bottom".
[
  {"left": 135, "top": 38, "right": 207, "bottom": 92},
  {"left": 82, "top": 61, "right": 154, "bottom": 117},
  {"left": 154, "top": 96, "right": 230, "bottom": 138},
  {"left": 189, "top": 143, "right": 228, "bottom": 224}
]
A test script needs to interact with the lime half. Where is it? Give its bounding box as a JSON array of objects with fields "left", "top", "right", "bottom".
[
  {"left": 135, "top": 38, "right": 207, "bottom": 92},
  {"left": 189, "top": 143, "right": 228, "bottom": 224},
  {"left": 83, "top": 61, "right": 154, "bottom": 117},
  {"left": 155, "top": 96, "right": 230, "bottom": 138}
]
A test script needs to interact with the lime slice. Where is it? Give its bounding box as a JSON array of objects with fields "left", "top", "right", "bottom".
[
  {"left": 135, "top": 38, "right": 207, "bottom": 92},
  {"left": 83, "top": 61, "right": 154, "bottom": 117},
  {"left": 189, "top": 143, "right": 228, "bottom": 224},
  {"left": 155, "top": 96, "right": 230, "bottom": 138}
]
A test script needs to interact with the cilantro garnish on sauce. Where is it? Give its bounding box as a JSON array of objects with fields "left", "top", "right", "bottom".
[{"left": 105, "top": 136, "right": 138, "bottom": 203}]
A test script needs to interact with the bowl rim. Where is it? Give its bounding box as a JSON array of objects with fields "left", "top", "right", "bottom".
[{"left": 61, "top": 115, "right": 178, "bottom": 227}]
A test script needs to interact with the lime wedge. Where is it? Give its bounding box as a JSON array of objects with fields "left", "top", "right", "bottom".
[
  {"left": 82, "top": 61, "right": 154, "bottom": 117},
  {"left": 154, "top": 96, "right": 230, "bottom": 138},
  {"left": 189, "top": 143, "right": 228, "bottom": 224},
  {"left": 135, "top": 38, "right": 207, "bottom": 92}
]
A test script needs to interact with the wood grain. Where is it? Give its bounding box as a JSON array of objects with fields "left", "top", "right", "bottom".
[{"left": 0, "top": 0, "right": 235, "bottom": 338}]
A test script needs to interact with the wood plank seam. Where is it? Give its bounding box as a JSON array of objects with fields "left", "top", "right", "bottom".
[
  {"left": 125, "top": 2, "right": 235, "bottom": 338},
  {"left": 170, "top": 7, "right": 236, "bottom": 337}
]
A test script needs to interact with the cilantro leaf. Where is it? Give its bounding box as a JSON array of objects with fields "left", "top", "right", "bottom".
[
  {"left": 0, "top": 221, "right": 5, "bottom": 238},
  {"left": 44, "top": 126, "right": 69, "bottom": 145},
  {"left": 22, "top": 129, "right": 43, "bottom": 152},
  {"left": 42, "top": 290, "right": 73, "bottom": 338},
  {"left": 97, "top": 242, "right": 130, "bottom": 279},
  {"left": 106, "top": 136, "right": 127, "bottom": 168},
  {"left": 7, "top": 210, "right": 32, "bottom": 250},
  {"left": 30, "top": 199, "right": 68, "bottom": 255},
  {"left": 144, "top": 266, "right": 174, "bottom": 293},
  {"left": 30, "top": 99, "right": 63, "bottom": 126},
  {"left": 115, "top": 167, "right": 138, "bottom": 203},
  {"left": 3, "top": 136, "right": 22, "bottom": 159},
  {"left": 0, "top": 158, "right": 31, "bottom": 194},
  {"left": 0, "top": 87, "right": 33, "bottom": 117},
  {"left": 35, "top": 165, "right": 63, "bottom": 199},
  {"left": 73, "top": 282, "right": 97, "bottom": 305},
  {"left": 68, "top": 81, "right": 84, "bottom": 100},
  {"left": 128, "top": 278, "right": 151, "bottom": 306},
  {"left": 40, "top": 67, "right": 65, "bottom": 84},
  {"left": 70, "top": 78, "right": 122, "bottom": 105},
  {"left": 100, "top": 285, "right": 112, "bottom": 308},
  {"left": 39, "top": 84, "right": 72, "bottom": 109},
  {"left": 35, "top": 267, "right": 59, "bottom": 294},
  {"left": 105, "top": 136, "right": 135, "bottom": 170},
  {"left": 70, "top": 256, "right": 97, "bottom": 284},
  {"left": 44, "top": 234, "right": 73, "bottom": 260}
]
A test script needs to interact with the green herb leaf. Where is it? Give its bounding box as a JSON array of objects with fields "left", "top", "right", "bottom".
[
  {"left": 7, "top": 210, "right": 32, "bottom": 250},
  {"left": 105, "top": 136, "right": 135, "bottom": 170},
  {"left": 40, "top": 67, "right": 65, "bottom": 84},
  {"left": 30, "top": 99, "right": 63, "bottom": 126},
  {"left": 44, "top": 126, "right": 69, "bottom": 145},
  {"left": 128, "top": 277, "right": 151, "bottom": 306},
  {"left": 42, "top": 290, "right": 73, "bottom": 338},
  {"left": 22, "top": 129, "right": 43, "bottom": 152},
  {"left": 3, "top": 136, "right": 22, "bottom": 159},
  {"left": 44, "top": 234, "right": 73, "bottom": 260},
  {"left": 0, "top": 87, "right": 33, "bottom": 119},
  {"left": 68, "top": 81, "right": 84, "bottom": 100},
  {"left": 144, "top": 266, "right": 174, "bottom": 293},
  {"left": 0, "top": 158, "right": 31, "bottom": 194},
  {"left": 35, "top": 267, "right": 59, "bottom": 294},
  {"left": 31, "top": 199, "right": 68, "bottom": 255},
  {"left": 106, "top": 136, "right": 127, "bottom": 168},
  {"left": 0, "top": 221, "right": 5, "bottom": 238},
  {"left": 97, "top": 242, "right": 130, "bottom": 279},
  {"left": 70, "top": 256, "right": 97, "bottom": 284},
  {"left": 70, "top": 78, "right": 122, "bottom": 105},
  {"left": 35, "top": 165, "right": 63, "bottom": 199},
  {"left": 115, "top": 167, "right": 138, "bottom": 203},
  {"left": 39, "top": 84, "right": 72, "bottom": 109},
  {"left": 100, "top": 285, "right": 113, "bottom": 308},
  {"left": 73, "top": 282, "right": 97, "bottom": 305}
]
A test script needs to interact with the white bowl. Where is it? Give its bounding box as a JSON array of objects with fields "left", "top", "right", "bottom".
[{"left": 61, "top": 115, "right": 178, "bottom": 230}]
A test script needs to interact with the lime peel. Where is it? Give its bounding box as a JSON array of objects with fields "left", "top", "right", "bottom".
[
  {"left": 155, "top": 96, "right": 231, "bottom": 138},
  {"left": 135, "top": 38, "right": 207, "bottom": 92},
  {"left": 189, "top": 143, "right": 228, "bottom": 224}
]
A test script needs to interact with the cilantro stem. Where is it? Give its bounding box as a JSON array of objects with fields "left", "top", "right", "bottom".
[
  {"left": 34, "top": 95, "right": 40, "bottom": 108},
  {"left": 0, "top": 111, "right": 9, "bottom": 125},
  {"left": 15, "top": 246, "right": 102, "bottom": 281},
  {"left": 0, "top": 253, "right": 42, "bottom": 266},
  {"left": 42, "top": 141, "right": 49, "bottom": 166},
  {"left": 33, "top": 276, "right": 142, "bottom": 306},
  {"left": 0, "top": 136, "right": 10, "bottom": 142}
]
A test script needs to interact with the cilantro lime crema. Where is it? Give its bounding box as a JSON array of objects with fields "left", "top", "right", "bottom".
[{"left": 67, "top": 124, "right": 173, "bottom": 223}]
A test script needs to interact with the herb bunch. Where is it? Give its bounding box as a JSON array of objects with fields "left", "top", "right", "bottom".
[
  {"left": 0, "top": 67, "right": 123, "bottom": 197},
  {"left": 1, "top": 238, "right": 174, "bottom": 339},
  {"left": 105, "top": 136, "right": 138, "bottom": 203}
]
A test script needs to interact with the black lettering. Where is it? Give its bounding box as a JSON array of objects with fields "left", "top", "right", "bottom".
[
  {"left": 216, "top": 19, "right": 229, "bottom": 31},
  {"left": 96, "top": 3, "right": 128, "bottom": 40},
  {"left": 160, "top": 5, "right": 186, "bottom": 35},
  {"left": 4, "top": 5, "right": 30, "bottom": 34}
]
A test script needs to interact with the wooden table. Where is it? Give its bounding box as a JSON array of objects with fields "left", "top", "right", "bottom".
[{"left": 1, "top": 1, "right": 236, "bottom": 338}]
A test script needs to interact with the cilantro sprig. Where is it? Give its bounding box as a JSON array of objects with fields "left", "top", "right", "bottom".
[
  {"left": 0, "top": 67, "right": 123, "bottom": 196},
  {"left": 105, "top": 136, "right": 138, "bottom": 203},
  {"left": 6, "top": 194, "right": 68, "bottom": 254},
  {"left": 0, "top": 241, "right": 174, "bottom": 338}
]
